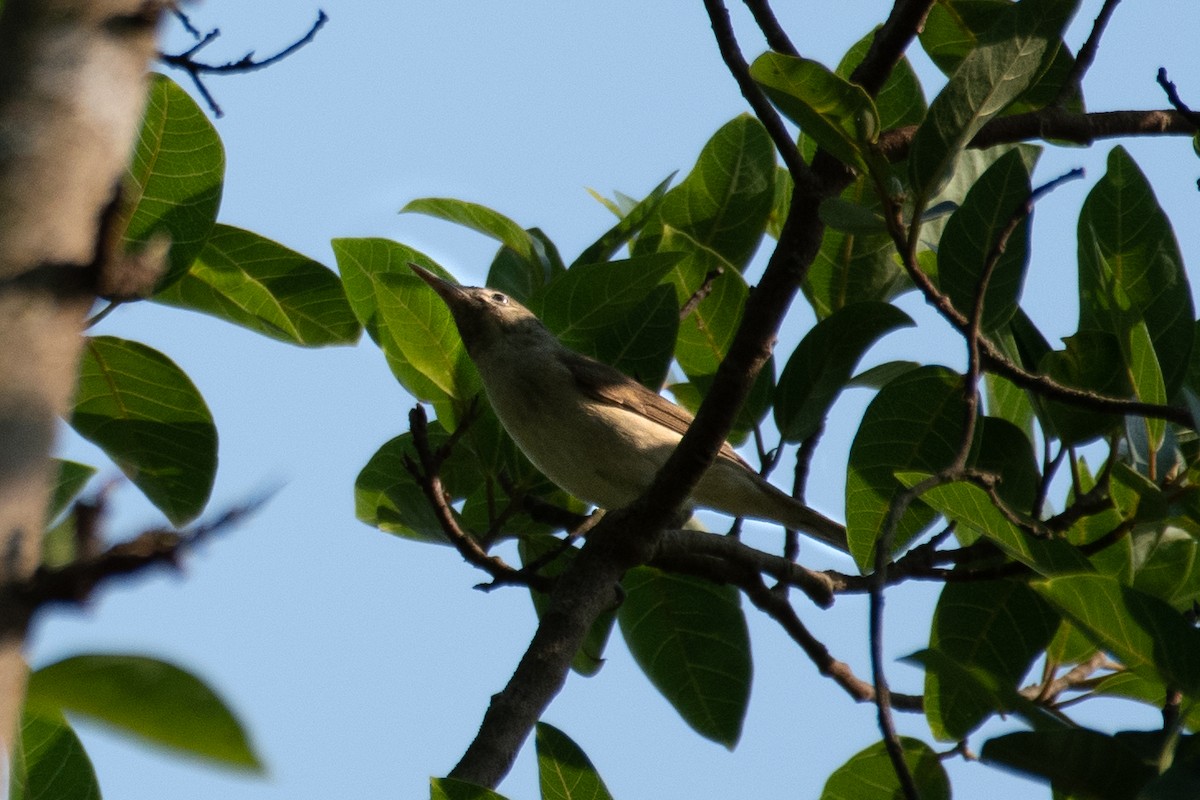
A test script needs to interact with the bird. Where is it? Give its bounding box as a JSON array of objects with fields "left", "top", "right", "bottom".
[{"left": 409, "top": 263, "right": 847, "bottom": 551}]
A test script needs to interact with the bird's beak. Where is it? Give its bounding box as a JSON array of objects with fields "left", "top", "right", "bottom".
[{"left": 409, "top": 263, "right": 467, "bottom": 309}]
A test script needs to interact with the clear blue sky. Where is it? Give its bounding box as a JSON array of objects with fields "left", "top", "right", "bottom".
[{"left": 31, "top": 2, "right": 1200, "bottom": 798}]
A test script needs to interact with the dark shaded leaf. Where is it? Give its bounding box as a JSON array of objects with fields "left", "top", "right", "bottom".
[
  {"left": 27, "top": 654, "right": 261, "bottom": 770},
  {"left": 71, "top": 337, "right": 216, "bottom": 526},
  {"left": 617, "top": 567, "right": 751, "bottom": 747}
]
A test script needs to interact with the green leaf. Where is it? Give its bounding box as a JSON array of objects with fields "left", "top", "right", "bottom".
[
  {"left": 908, "top": 649, "right": 1067, "bottom": 736},
  {"left": 402, "top": 198, "right": 537, "bottom": 263},
  {"left": 836, "top": 29, "right": 928, "bottom": 130},
  {"left": 913, "top": 478, "right": 1092, "bottom": 574},
  {"left": 333, "top": 239, "right": 478, "bottom": 426},
  {"left": 637, "top": 115, "right": 775, "bottom": 270},
  {"left": 154, "top": 224, "right": 360, "bottom": 346},
  {"left": 70, "top": 336, "right": 216, "bottom": 526},
  {"left": 938, "top": 149, "right": 1032, "bottom": 330},
  {"left": 1130, "top": 528, "right": 1200, "bottom": 610},
  {"left": 46, "top": 460, "right": 97, "bottom": 523},
  {"left": 973, "top": 416, "right": 1039, "bottom": 514},
  {"left": 660, "top": 230, "right": 748, "bottom": 379},
  {"left": 430, "top": 777, "right": 511, "bottom": 800},
  {"left": 531, "top": 254, "right": 681, "bottom": 365},
  {"left": 124, "top": 74, "right": 224, "bottom": 289},
  {"left": 775, "top": 302, "right": 914, "bottom": 443},
  {"left": 920, "top": 0, "right": 1084, "bottom": 113},
  {"left": 1038, "top": 331, "right": 1128, "bottom": 445},
  {"left": 908, "top": 0, "right": 1078, "bottom": 202},
  {"left": 848, "top": 360, "right": 922, "bottom": 389},
  {"left": 10, "top": 711, "right": 100, "bottom": 800},
  {"left": 751, "top": 52, "right": 879, "bottom": 172},
  {"left": 924, "top": 580, "right": 1058, "bottom": 740},
  {"left": 617, "top": 567, "right": 751, "bottom": 747},
  {"left": 355, "top": 427, "right": 489, "bottom": 543},
  {"left": 585, "top": 284, "right": 678, "bottom": 390},
  {"left": 845, "top": 366, "right": 969, "bottom": 570},
  {"left": 1034, "top": 573, "right": 1200, "bottom": 694},
  {"left": 820, "top": 737, "right": 950, "bottom": 800},
  {"left": 574, "top": 174, "right": 675, "bottom": 267},
  {"left": 26, "top": 654, "right": 261, "bottom": 770},
  {"left": 536, "top": 722, "right": 615, "bottom": 800},
  {"left": 804, "top": 178, "right": 905, "bottom": 319},
  {"left": 520, "top": 536, "right": 616, "bottom": 676},
  {"left": 982, "top": 729, "right": 1154, "bottom": 800},
  {"left": 1078, "top": 146, "right": 1193, "bottom": 397}
]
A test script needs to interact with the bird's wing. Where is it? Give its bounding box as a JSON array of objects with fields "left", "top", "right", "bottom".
[{"left": 562, "top": 351, "right": 752, "bottom": 470}]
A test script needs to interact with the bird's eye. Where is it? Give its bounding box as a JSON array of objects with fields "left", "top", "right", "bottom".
[{"left": 490, "top": 292, "right": 509, "bottom": 305}]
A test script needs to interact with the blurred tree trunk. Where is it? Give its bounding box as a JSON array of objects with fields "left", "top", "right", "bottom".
[{"left": 0, "top": 0, "right": 160, "bottom": 768}]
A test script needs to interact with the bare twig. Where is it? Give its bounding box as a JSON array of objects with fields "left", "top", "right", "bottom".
[
  {"left": 1156, "top": 68, "right": 1200, "bottom": 128},
  {"left": 742, "top": 0, "right": 798, "bottom": 57},
  {"left": 1056, "top": 0, "right": 1123, "bottom": 105},
  {"left": 679, "top": 267, "right": 724, "bottom": 320},
  {"left": 158, "top": 10, "right": 329, "bottom": 117}
]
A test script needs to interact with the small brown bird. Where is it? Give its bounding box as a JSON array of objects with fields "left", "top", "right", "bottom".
[{"left": 411, "top": 263, "right": 846, "bottom": 550}]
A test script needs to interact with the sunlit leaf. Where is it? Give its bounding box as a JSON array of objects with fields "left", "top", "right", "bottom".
[
  {"left": 155, "top": 224, "right": 360, "bottom": 346},
  {"left": 124, "top": 74, "right": 224, "bottom": 289}
]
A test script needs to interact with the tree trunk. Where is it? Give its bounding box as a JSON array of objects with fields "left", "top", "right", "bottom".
[{"left": 0, "top": 0, "right": 160, "bottom": 770}]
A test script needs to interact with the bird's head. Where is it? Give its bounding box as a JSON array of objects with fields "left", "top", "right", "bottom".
[{"left": 409, "top": 263, "right": 546, "bottom": 358}]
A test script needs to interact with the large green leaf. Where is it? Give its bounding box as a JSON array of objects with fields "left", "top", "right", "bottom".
[
  {"left": 908, "top": 0, "right": 1078, "bottom": 202},
  {"left": 637, "top": 115, "right": 775, "bottom": 270},
  {"left": 982, "top": 729, "right": 1154, "bottom": 800},
  {"left": 536, "top": 722, "right": 615, "bottom": 800},
  {"left": 617, "top": 567, "right": 751, "bottom": 748},
  {"left": 938, "top": 148, "right": 1032, "bottom": 330},
  {"left": 333, "top": 238, "right": 478, "bottom": 426},
  {"left": 124, "top": 74, "right": 224, "bottom": 289},
  {"left": 920, "top": 0, "right": 1083, "bottom": 113},
  {"left": 10, "top": 711, "right": 100, "bottom": 800},
  {"left": 402, "top": 198, "right": 538, "bottom": 264},
  {"left": 26, "top": 654, "right": 261, "bottom": 770},
  {"left": 1078, "top": 146, "right": 1193, "bottom": 397},
  {"left": 1038, "top": 331, "right": 1129, "bottom": 445},
  {"left": 531, "top": 254, "right": 681, "bottom": 386},
  {"left": 1034, "top": 573, "right": 1200, "bottom": 695},
  {"left": 924, "top": 580, "right": 1058, "bottom": 740},
  {"left": 750, "top": 52, "right": 879, "bottom": 172},
  {"left": 821, "top": 737, "right": 950, "bottom": 800},
  {"left": 845, "top": 366, "right": 969, "bottom": 570},
  {"left": 913, "top": 478, "right": 1092, "bottom": 574},
  {"left": 155, "top": 224, "right": 360, "bottom": 346},
  {"left": 775, "top": 302, "right": 913, "bottom": 443},
  {"left": 660, "top": 230, "right": 748, "bottom": 379},
  {"left": 803, "top": 178, "right": 906, "bottom": 318},
  {"left": 71, "top": 336, "right": 216, "bottom": 526},
  {"left": 355, "top": 432, "right": 467, "bottom": 544}
]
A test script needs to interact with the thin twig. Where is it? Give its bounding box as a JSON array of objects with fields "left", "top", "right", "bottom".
[
  {"left": 701, "top": 0, "right": 813, "bottom": 184},
  {"left": 158, "top": 11, "right": 329, "bottom": 117},
  {"left": 742, "top": 0, "right": 798, "bottom": 56},
  {"left": 679, "top": 267, "right": 724, "bottom": 320},
  {"left": 1156, "top": 68, "right": 1200, "bottom": 128},
  {"left": 1056, "top": 0, "right": 1122, "bottom": 106}
]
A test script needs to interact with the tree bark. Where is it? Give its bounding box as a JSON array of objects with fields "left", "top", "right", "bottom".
[{"left": 0, "top": 0, "right": 161, "bottom": 770}]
